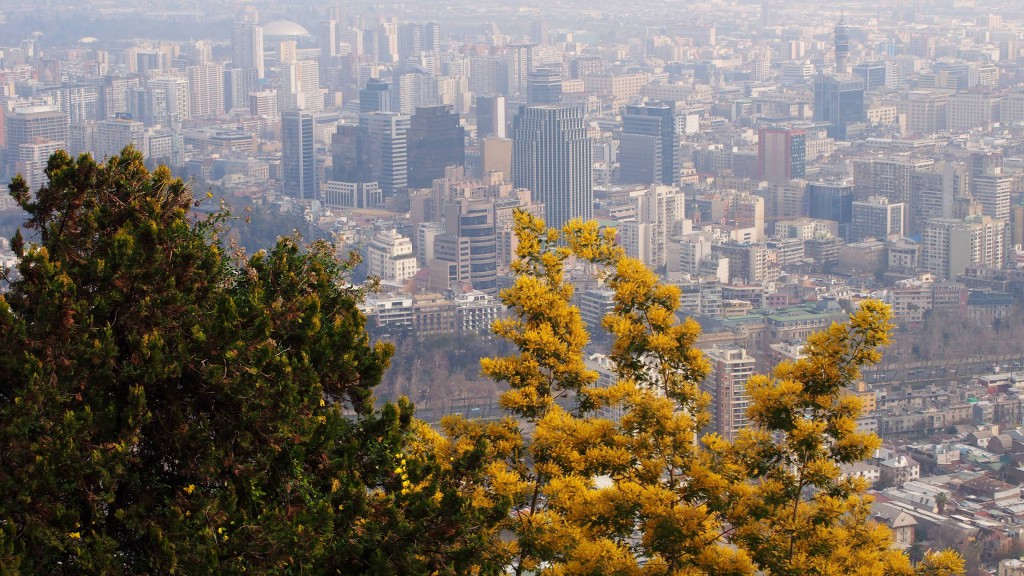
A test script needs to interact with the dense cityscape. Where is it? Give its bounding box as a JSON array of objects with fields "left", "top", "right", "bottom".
[{"left": 3, "top": 0, "right": 1024, "bottom": 573}]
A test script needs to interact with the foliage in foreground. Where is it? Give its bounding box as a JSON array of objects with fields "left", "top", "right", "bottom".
[
  {"left": 466, "top": 211, "right": 964, "bottom": 576},
  {"left": 0, "top": 149, "right": 963, "bottom": 575},
  {"left": 0, "top": 149, "right": 493, "bottom": 575}
]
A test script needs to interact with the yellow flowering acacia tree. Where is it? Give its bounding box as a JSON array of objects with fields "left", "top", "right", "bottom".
[
  {"left": 722, "top": 300, "right": 964, "bottom": 576},
  {"left": 478, "top": 211, "right": 963, "bottom": 576}
]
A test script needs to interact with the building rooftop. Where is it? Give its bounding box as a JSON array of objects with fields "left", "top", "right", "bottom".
[{"left": 262, "top": 20, "right": 311, "bottom": 37}]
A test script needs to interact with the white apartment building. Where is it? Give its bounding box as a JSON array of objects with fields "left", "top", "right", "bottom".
[{"left": 367, "top": 229, "right": 419, "bottom": 283}]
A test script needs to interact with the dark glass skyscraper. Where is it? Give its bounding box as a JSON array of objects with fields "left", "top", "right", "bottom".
[
  {"left": 408, "top": 105, "right": 465, "bottom": 189},
  {"left": 813, "top": 73, "right": 865, "bottom": 140},
  {"left": 619, "top": 101, "right": 678, "bottom": 186},
  {"left": 512, "top": 105, "right": 592, "bottom": 230},
  {"left": 282, "top": 109, "right": 318, "bottom": 200},
  {"left": 808, "top": 181, "right": 854, "bottom": 238}
]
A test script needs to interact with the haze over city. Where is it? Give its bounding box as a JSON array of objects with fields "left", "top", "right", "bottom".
[{"left": 2, "top": 0, "right": 1024, "bottom": 574}]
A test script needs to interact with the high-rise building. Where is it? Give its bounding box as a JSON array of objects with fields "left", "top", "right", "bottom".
[
  {"left": 5, "top": 107, "right": 69, "bottom": 178},
  {"left": 506, "top": 44, "right": 536, "bottom": 97},
  {"left": 442, "top": 197, "right": 498, "bottom": 293},
  {"left": 618, "top": 185, "right": 686, "bottom": 269},
  {"left": 147, "top": 77, "right": 191, "bottom": 126},
  {"left": 807, "top": 181, "right": 854, "bottom": 238},
  {"left": 181, "top": 40, "right": 212, "bottom": 66},
  {"left": 757, "top": 127, "right": 806, "bottom": 183},
  {"left": 281, "top": 109, "right": 318, "bottom": 200},
  {"left": 852, "top": 61, "right": 896, "bottom": 91},
  {"left": 702, "top": 347, "right": 756, "bottom": 442},
  {"left": 854, "top": 155, "right": 935, "bottom": 233},
  {"left": 913, "top": 162, "right": 970, "bottom": 224},
  {"left": 364, "top": 112, "right": 411, "bottom": 195},
  {"left": 904, "top": 90, "right": 949, "bottom": 135},
  {"left": 527, "top": 67, "right": 562, "bottom": 105},
  {"left": 922, "top": 215, "right": 1006, "bottom": 279},
  {"left": 15, "top": 141, "right": 62, "bottom": 191},
  {"left": 249, "top": 90, "right": 278, "bottom": 119},
  {"left": 850, "top": 196, "right": 905, "bottom": 242},
  {"left": 187, "top": 62, "right": 226, "bottom": 117},
  {"left": 476, "top": 95, "right": 506, "bottom": 138},
  {"left": 320, "top": 19, "right": 338, "bottom": 58},
  {"left": 469, "top": 56, "right": 510, "bottom": 97},
  {"left": 232, "top": 6, "right": 265, "bottom": 78},
  {"left": 398, "top": 21, "right": 441, "bottom": 62},
  {"left": 813, "top": 73, "right": 865, "bottom": 140},
  {"left": 392, "top": 68, "right": 436, "bottom": 114},
  {"left": 972, "top": 172, "right": 1012, "bottom": 222},
  {"left": 529, "top": 19, "right": 550, "bottom": 46},
  {"left": 512, "top": 105, "right": 592, "bottom": 230},
  {"left": 223, "top": 66, "right": 256, "bottom": 112},
  {"left": 570, "top": 55, "right": 605, "bottom": 79},
  {"left": 280, "top": 60, "right": 323, "bottom": 112},
  {"left": 94, "top": 117, "right": 145, "bottom": 159},
  {"left": 619, "top": 101, "right": 678, "bottom": 186},
  {"left": 331, "top": 122, "right": 371, "bottom": 183},
  {"left": 359, "top": 78, "right": 391, "bottom": 113},
  {"left": 408, "top": 105, "right": 465, "bottom": 189}
]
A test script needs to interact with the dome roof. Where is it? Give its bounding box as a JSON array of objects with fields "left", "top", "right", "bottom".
[{"left": 262, "top": 20, "right": 311, "bottom": 37}]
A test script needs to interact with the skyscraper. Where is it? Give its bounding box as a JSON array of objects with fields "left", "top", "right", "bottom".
[
  {"left": 807, "top": 181, "right": 854, "bottom": 238},
  {"left": 757, "top": 127, "right": 806, "bottom": 183},
  {"left": 359, "top": 78, "right": 391, "bottom": 113},
  {"left": 5, "top": 107, "right": 69, "bottom": 178},
  {"left": 815, "top": 16, "right": 862, "bottom": 139},
  {"left": 527, "top": 68, "right": 562, "bottom": 105},
  {"left": 187, "top": 62, "right": 225, "bottom": 117},
  {"left": 146, "top": 77, "right": 191, "bottom": 126},
  {"left": 279, "top": 60, "right": 323, "bottom": 112},
  {"left": 476, "top": 95, "right": 506, "bottom": 138},
  {"left": 282, "top": 109, "right": 317, "bottom": 200},
  {"left": 232, "top": 6, "right": 264, "bottom": 79},
  {"left": 223, "top": 66, "right": 256, "bottom": 112},
  {"left": 364, "top": 112, "right": 411, "bottom": 196},
  {"left": 972, "top": 172, "right": 1012, "bottom": 222},
  {"left": 506, "top": 44, "right": 536, "bottom": 98},
  {"left": 408, "top": 105, "right": 465, "bottom": 189},
  {"left": 320, "top": 19, "right": 337, "bottom": 58},
  {"left": 813, "top": 73, "right": 865, "bottom": 140},
  {"left": 619, "top": 101, "right": 678, "bottom": 186},
  {"left": 398, "top": 21, "right": 441, "bottom": 62},
  {"left": 512, "top": 105, "right": 592, "bottom": 229}
]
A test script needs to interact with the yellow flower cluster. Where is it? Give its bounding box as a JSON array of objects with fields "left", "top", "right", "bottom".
[{"left": 394, "top": 453, "right": 411, "bottom": 496}]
